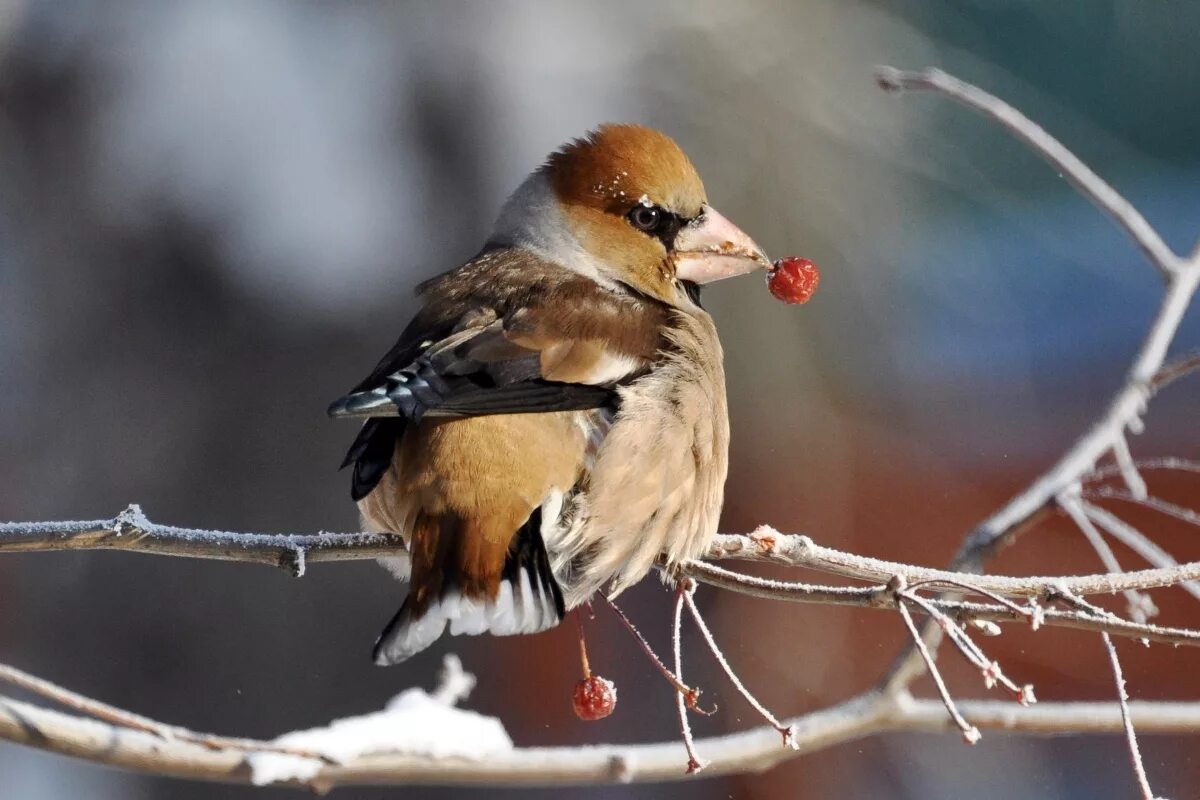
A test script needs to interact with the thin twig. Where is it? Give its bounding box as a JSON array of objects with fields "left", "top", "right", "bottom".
[
  {"left": 598, "top": 595, "right": 707, "bottom": 708},
  {"left": 1081, "top": 500, "right": 1200, "bottom": 602},
  {"left": 682, "top": 559, "right": 1200, "bottom": 648},
  {"left": 672, "top": 584, "right": 706, "bottom": 774},
  {"left": 1112, "top": 433, "right": 1149, "bottom": 501},
  {"left": 904, "top": 578, "right": 1036, "bottom": 621},
  {"left": 1059, "top": 508, "right": 1165, "bottom": 797},
  {"left": 1085, "top": 486, "right": 1200, "bottom": 529},
  {"left": 705, "top": 529, "right": 1200, "bottom": 599},
  {"left": 874, "top": 66, "right": 1200, "bottom": 589},
  {"left": 0, "top": 504, "right": 398, "bottom": 576},
  {"left": 874, "top": 66, "right": 1180, "bottom": 277},
  {"left": 1052, "top": 591, "right": 1159, "bottom": 799},
  {"left": 1088, "top": 456, "right": 1200, "bottom": 482},
  {"left": 900, "top": 592, "right": 1034, "bottom": 706},
  {"left": 892, "top": 579, "right": 980, "bottom": 744},
  {"left": 1151, "top": 350, "right": 1200, "bottom": 393},
  {"left": 680, "top": 586, "right": 797, "bottom": 748},
  {"left": 7, "top": 511, "right": 1200, "bottom": 604},
  {"left": 1101, "top": 633, "right": 1158, "bottom": 800},
  {"left": 4, "top": 509, "right": 1199, "bottom": 645},
  {"left": 1061, "top": 492, "right": 1157, "bottom": 622}
]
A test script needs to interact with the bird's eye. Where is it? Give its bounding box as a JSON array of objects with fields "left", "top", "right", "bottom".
[{"left": 628, "top": 204, "right": 663, "bottom": 233}]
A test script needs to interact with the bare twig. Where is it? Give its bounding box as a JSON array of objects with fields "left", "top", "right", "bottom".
[
  {"left": 5, "top": 510, "right": 1198, "bottom": 649},
  {"left": 1061, "top": 492, "right": 1157, "bottom": 622},
  {"left": 1081, "top": 500, "right": 1200, "bottom": 601},
  {"left": 870, "top": 66, "right": 1200, "bottom": 702},
  {"left": 1052, "top": 591, "right": 1160, "bottom": 799},
  {"left": 1101, "top": 633, "right": 1158, "bottom": 800},
  {"left": 681, "top": 586, "right": 796, "bottom": 747},
  {"left": 1151, "top": 350, "right": 1200, "bottom": 393},
  {"left": 899, "top": 591, "right": 1034, "bottom": 706},
  {"left": 672, "top": 584, "right": 706, "bottom": 774},
  {"left": 2, "top": 680, "right": 1198, "bottom": 789},
  {"left": 875, "top": 66, "right": 1200, "bottom": 577},
  {"left": 704, "top": 529, "right": 1200, "bottom": 599},
  {"left": 8, "top": 512, "right": 1200, "bottom": 613},
  {"left": 904, "top": 578, "right": 1034, "bottom": 619},
  {"left": 598, "top": 595, "right": 705, "bottom": 706},
  {"left": 874, "top": 66, "right": 1181, "bottom": 278},
  {"left": 0, "top": 505, "right": 397, "bottom": 576},
  {"left": 892, "top": 579, "right": 980, "bottom": 744},
  {"left": 1085, "top": 485, "right": 1200, "bottom": 529},
  {"left": 1112, "top": 434, "right": 1149, "bottom": 501},
  {"left": 1088, "top": 456, "right": 1200, "bottom": 482},
  {"left": 0, "top": 689, "right": 865, "bottom": 786},
  {"left": 1057, "top": 510, "right": 1168, "bottom": 798},
  {"left": 685, "top": 558, "right": 1200, "bottom": 648}
]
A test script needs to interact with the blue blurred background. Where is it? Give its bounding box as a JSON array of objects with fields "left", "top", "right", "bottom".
[{"left": 1, "top": 2, "right": 1198, "bottom": 798}]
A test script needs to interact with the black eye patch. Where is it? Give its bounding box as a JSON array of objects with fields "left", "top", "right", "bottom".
[{"left": 626, "top": 204, "right": 686, "bottom": 249}]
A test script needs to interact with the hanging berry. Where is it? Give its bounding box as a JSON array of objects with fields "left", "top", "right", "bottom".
[{"left": 572, "top": 624, "right": 616, "bottom": 720}]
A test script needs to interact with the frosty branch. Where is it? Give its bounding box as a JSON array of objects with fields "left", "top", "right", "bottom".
[
  {"left": 1, "top": 661, "right": 1198, "bottom": 791},
  {"left": 874, "top": 66, "right": 1200, "bottom": 572},
  {"left": 1, "top": 65, "right": 1199, "bottom": 791},
  {"left": 3, "top": 509, "right": 1199, "bottom": 649}
]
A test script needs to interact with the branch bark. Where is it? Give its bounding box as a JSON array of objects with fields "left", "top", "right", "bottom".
[
  {"left": 5, "top": 511, "right": 1199, "bottom": 647},
  {"left": 0, "top": 505, "right": 397, "bottom": 576},
  {"left": 3, "top": 683, "right": 1198, "bottom": 790}
]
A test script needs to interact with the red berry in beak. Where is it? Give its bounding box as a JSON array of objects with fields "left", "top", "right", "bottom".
[
  {"left": 767, "top": 257, "right": 820, "bottom": 304},
  {"left": 572, "top": 675, "right": 617, "bottom": 720}
]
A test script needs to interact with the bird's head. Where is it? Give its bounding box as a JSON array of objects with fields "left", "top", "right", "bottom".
[{"left": 489, "top": 124, "right": 771, "bottom": 307}]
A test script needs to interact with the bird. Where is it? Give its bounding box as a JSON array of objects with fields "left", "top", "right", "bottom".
[{"left": 328, "top": 124, "right": 774, "bottom": 665}]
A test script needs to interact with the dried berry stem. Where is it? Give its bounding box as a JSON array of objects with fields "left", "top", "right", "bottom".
[
  {"left": 577, "top": 619, "right": 592, "bottom": 680},
  {"left": 673, "top": 584, "right": 706, "bottom": 774},
  {"left": 600, "top": 594, "right": 706, "bottom": 707},
  {"left": 681, "top": 586, "right": 796, "bottom": 747}
]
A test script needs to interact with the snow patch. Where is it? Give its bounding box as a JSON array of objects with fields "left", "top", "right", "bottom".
[{"left": 247, "top": 655, "right": 511, "bottom": 786}]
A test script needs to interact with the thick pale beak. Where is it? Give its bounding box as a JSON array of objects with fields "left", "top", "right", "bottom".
[{"left": 673, "top": 205, "right": 771, "bottom": 284}]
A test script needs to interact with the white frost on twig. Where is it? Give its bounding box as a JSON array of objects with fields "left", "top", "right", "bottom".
[
  {"left": 247, "top": 655, "right": 510, "bottom": 786},
  {"left": 1112, "top": 433, "right": 1149, "bottom": 501}
]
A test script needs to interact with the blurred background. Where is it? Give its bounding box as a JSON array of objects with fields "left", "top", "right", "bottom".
[{"left": 2, "top": 1, "right": 1199, "bottom": 798}]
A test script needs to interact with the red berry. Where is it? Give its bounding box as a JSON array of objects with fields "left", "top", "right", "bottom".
[
  {"left": 572, "top": 675, "right": 617, "bottom": 720},
  {"left": 767, "top": 256, "right": 820, "bottom": 304}
]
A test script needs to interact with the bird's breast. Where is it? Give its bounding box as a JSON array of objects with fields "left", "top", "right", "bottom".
[{"left": 547, "top": 310, "right": 730, "bottom": 606}]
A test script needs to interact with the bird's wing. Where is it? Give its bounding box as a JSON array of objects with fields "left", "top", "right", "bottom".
[
  {"left": 330, "top": 248, "right": 669, "bottom": 499},
  {"left": 327, "top": 310, "right": 638, "bottom": 422}
]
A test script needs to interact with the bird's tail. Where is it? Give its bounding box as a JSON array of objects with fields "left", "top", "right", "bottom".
[{"left": 372, "top": 509, "right": 565, "bottom": 665}]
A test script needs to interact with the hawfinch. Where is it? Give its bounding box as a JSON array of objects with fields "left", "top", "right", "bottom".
[{"left": 329, "top": 125, "right": 772, "bottom": 665}]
